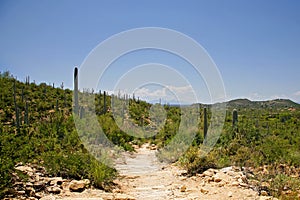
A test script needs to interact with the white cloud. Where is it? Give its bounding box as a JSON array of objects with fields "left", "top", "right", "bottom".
[
  {"left": 293, "top": 91, "right": 300, "bottom": 96},
  {"left": 249, "top": 92, "right": 266, "bottom": 101},
  {"left": 290, "top": 91, "right": 300, "bottom": 103},
  {"left": 134, "top": 85, "right": 196, "bottom": 104}
]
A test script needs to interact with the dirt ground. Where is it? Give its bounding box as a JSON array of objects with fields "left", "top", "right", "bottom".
[
  {"left": 113, "top": 144, "right": 272, "bottom": 200},
  {"left": 38, "top": 144, "right": 276, "bottom": 200}
]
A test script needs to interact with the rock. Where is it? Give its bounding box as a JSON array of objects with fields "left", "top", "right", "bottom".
[
  {"left": 258, "top": 196, "right": 276, "bottom": 200},
  {"left": 220, "top": 166, "right": 233, "bottom": 173},
  {"left": 25, "top": 187, "right": 35, "bottom": 196},
  {"left": 69, "top": 180, "right": 87, "bottom": 192},
  {"left": 238, "top": 178, "right": 243, "bottom": 183},
  {"left": 213, "top": 172, "right": 231, "bottom": 184},
  {"left": 261, "top": 182, "right": 270, "bottom": 188},
  {"left": 217, "top": 181, "right": 226, "bottom": 187},
  {"left": 40, "top": 195, "right": 56, "bottom": 200},
  {"left": 34, "top": 174, "right": 40, "bottom": 182},
  {"left": 200, "top": 187, "right": 209, "bottom": 194},
  {"left": 241, "top": 175, "right": 247, "bottom": 183},
  {"left": 228, "top": 191, "right": 233, "bottom": 197},
  {"left": 17, "top": 190, "right": 26, "bottom": 195},
  {"left": 231, "top": 181, "right": 240, "bottom": 186},
  {"left": 239, "top": 182, "right": 248, "bottom": 187},
  {"left": 260, "top": 190, "right": 269, "bottom": 196},
  {"left": 114, "top": 193, "right": 136, "bottom": 200},
  {"left": 232, "top": 166, "right": 241, "bottom": 172},
  {"left": 15, "top": 165, "right": 34, "bottom": 173},
  {"left": 150, "top": 144, "right": 157, "bottom": 150},
  {"left": 47, "top": 186, "right": 61, "bottom": 194},
  {"left": 180, "top": 185, "right": 186, "bottom": 192},
  {"left": 48, "top": 177, "right": 63, "bottom": 186},
  {"left": 26, "top": 182, "right": 34, "bottom": 187},
  {"left": 33, "top": 181, "right": 45, "bottom": 191},
  {"left": 203, "top": 169, "right": 215, "bottom": 177},
  {"left": 34, "top": 192, "right": 43, "bottom": 199},
  {"left": 226, "top": 170, "right": 237, "bottom": 177},
  {"left": 213, "top": 175, "right": 222, "bottom": 183}
]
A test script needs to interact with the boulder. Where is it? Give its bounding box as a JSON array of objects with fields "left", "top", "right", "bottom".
[
  {"left": 69, "top": 180, "right": 88, "bottom": 192},
  {"left": 203, "top": 168, "right": 216, "bottom": 177}
]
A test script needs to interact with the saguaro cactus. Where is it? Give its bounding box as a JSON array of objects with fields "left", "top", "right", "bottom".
[
  {"left": 25, "top": 76, "right": 30, "bottom": 85},
  {"left": 24, "top": 99, "right": 29, "bottom": 125},
  {"left": 203, "top": 107, "right": 208, "bottom": 140},
  {"left": 74, "top": 67, "right": 79, "bottom": 114},
  {"left": 103, "top": 91, "right": 107, "bottom": 113},
  {"left": 122, "top": 102, "right": 125, "bottom": 124},
  {"left": 80, "top": 106, "right": 85, "bottom": 119},
  {"left": 232, "top": 109, "right": 238, "bottom": 127},
  {"left": 13, "top": 81, "right": 20, "bottom": 131},
  {"left": 99, "top": 90, "right": 102, "bottom": 108},
  {"left": 56, "top": 99, "right": 59, "bottom": 112}
]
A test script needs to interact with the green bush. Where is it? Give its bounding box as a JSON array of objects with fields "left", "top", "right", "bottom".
[{"left": 179, "top": 146, "right": 217, "bottom": 175}]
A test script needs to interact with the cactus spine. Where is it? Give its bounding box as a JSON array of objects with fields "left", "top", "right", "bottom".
[
  {"left": 74, "top": 67, "right": 79, "bottom": 115},
  {"left": 203, "top": 107, "right": 208, "bottom": 140}
]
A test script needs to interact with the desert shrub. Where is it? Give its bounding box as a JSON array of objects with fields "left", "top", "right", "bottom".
[
  {"left": 271, "top": 174, "right": 300, "bottom": 198},
  {"left": 179, "top": 146, "right": 217, "bottom": 175}
]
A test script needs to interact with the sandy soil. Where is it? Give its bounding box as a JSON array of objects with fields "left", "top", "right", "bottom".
[{"left": 114, "top": 144, "right": 263, "bottom": 200}]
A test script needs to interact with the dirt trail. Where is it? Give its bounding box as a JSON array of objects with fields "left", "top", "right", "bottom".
[
  {"left": 33, "top": 144, "right": 275, "bottom": 200},
  {"left": 114, "top": 144, "right": 268, "bottom": 200}
]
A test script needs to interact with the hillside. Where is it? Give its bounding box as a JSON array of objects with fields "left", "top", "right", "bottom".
[
  {"left": 228, "top": 98, "right": 300, "bottom": 109},
  {"left": 0, "top": 71, "right": 141, "bottom": 199},
  {"left": 1, "top": 70, "right": 300, "bottom": 199}
]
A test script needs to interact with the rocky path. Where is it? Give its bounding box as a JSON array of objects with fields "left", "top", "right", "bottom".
[
  {"left": 114, "top": 144, "right": 276, "bottom": 200},
  {"left": 8, "top": 144, "right": 277, "bottom": 200}
]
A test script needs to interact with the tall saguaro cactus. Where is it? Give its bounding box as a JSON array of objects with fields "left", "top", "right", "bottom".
[
  {"left": 74, "top": 67, "right": 79, "bottom": 115},
  {"left": 24, "top": 98, "right": 29, "bottom": 125},
  {"left": 232, "top": 109, "right": 238, "bottom": 127},
  {"left": 13, "top": 81, "right": 20, "bottom": 132},
  {"left": 203, "top": 107, "right": 208, "bottom": 140},
  {"left": 103, "top": 91, "right": 107, "bottom": 113}
]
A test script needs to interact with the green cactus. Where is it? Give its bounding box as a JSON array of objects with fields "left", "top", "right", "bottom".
[
  {"left": 13, "top": 81, "right": 20, "bottom": 131},
  {"left": 80, "top": 106, "right": 85, "bottom": 119},
  {"left": 74, "top": 67, "right": 79, "bottom": 115},
  {"left": 122, "top": 102, "right": 125, "bottom": 124},
  {"left": 233, "top": 109, "right": 238, "bottom": 127},
  {"left": 64, "top": 91, "right": 67, "bottom": 108},
  {"left": 25, "top": 76, "right": 30, "bottom": 85},
  {"left": 99, "top": 90, "right": 102, "bottom": 109},
  {"left": 56, "top": 99, "right": 59, "bottom": 112},
  {"left": 203, "top": 107, "right": 208, "bottom": 140},
  {"left": 24, "top": 99, "right": 29, "bottom": 126},
  {"left": 103, "top": 91, "right": 107, "bottom": 113},
  {"left": 21, "top": 87, "right": 24, "bottom": 102}
]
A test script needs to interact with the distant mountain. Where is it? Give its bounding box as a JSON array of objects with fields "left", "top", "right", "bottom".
[{"left": 227, "top": 98, "right": 300, "bottom": 109}]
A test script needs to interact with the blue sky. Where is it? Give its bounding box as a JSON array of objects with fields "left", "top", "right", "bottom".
[{"left": 1, "top": 0, "right": 300, "bottom": 103}]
